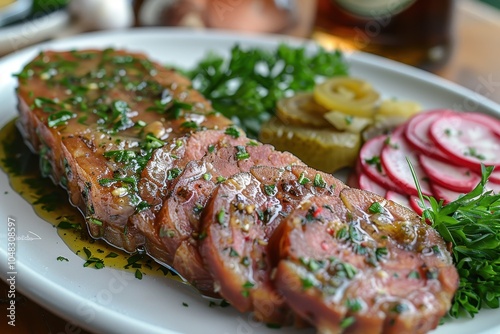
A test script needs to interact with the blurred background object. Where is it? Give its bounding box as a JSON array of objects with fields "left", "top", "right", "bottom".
[
  {"left": 68, "top": 0, "right": 134, "bottom": 31},
  {"left": 0, "top": 0, "right": 32, "bottom": 26},
  {"left": 135, "top": 0, "right": 317, "bottom": 38},
  {"left": 0, "top": 0, "right": 70, "bottom": 56},
  {"left": 312, "top": 0, "right": 456, "bottom": 71}
]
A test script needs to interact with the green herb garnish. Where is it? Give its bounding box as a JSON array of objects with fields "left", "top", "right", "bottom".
[
  {"left": 409, "top": 160, "right": 500, "bottom": 318},
  {"left": 185, "top": 44, "right": 348, "bottom": 138}
]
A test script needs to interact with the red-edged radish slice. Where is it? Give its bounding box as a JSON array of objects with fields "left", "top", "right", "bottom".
[
  {"left": 429, "top": 113, "right": 500, "bottom": 169},
  {"left": 419, "top": 155, "right": 481, "bottom": 193},
  {"left": 358, "top": 134, "right": 398, "bottom": 191},
  {"left": 486, "top": 181, "right": 500, "bottom": 193},
  {"left": 381, "top": 127, "right": 433, "bottom": 197},
  {"left": 409, "top": 196, "right": 430, "bottom": 216},
  {"left": 386, "top": 190, "right": 412, "bottom": 210},
  {"left": 462, "top": 112, "right": 500, "bottom": 137},
  {"left": 358, "top": 172, "right": 386, "bottom": 196},
  {"left": 405, "top": 110, "right": 452, "bottom": 160},
  {"left": 488, "top": 168, "right": 500, "bottom": 184},
  {"left": 431, "top": 183, "right": 463, "bottom": 204}
]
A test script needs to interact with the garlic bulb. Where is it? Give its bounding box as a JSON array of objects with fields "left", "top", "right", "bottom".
[{"left": 69, "top": 0, "right": 134, "bottom": 31}]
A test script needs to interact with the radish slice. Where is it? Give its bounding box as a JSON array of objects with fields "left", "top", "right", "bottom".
[
  {"left": 429, "top": 113, "right": 500, "bottom": 169},
  {"left": 462, "top": 112, "right": 500, "bottom": 137},
  {"left": 486, "top": 181, "right": 500, "bottom": 193},
  {"left": 381, "top": 127, "right": 433, "bottom": 197},
  {"left": 409, "top": 196, "right": 430, "bottom": 216},
  {"left": 419, "top": 155, "right": 481, "bottom": 193},
  {"left": 431, "top": 183, "right": 463, "bottom": 204},
  {"left": 488, "top": 168, "right": 500, "bottom": 184},
  {"left": 386, "top": 191, "right": 412, "bottom": 210},
  {"left": 358, "top": 173, "right": 386, "bottom": 197},
  {"left": 358, "top": 135, "right": 398, "bottom": 191},
  {"left": 405, "top": 110, "right": 452, "bottom": 161}
]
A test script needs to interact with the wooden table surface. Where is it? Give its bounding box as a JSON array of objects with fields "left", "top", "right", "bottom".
[{"left": 1, "top": 1, "right": 499, "bottom": 333}]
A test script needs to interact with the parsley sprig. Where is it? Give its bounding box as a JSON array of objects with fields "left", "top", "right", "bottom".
[
  {"left": 185, "top": 44, "right": 348, "bottom": 138},
  {"left": 409, "top": 161, "right": 500, "bottom": 318}
]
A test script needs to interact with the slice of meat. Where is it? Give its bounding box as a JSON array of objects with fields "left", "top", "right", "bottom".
[
  {"left": 16, "top": 49, "right": 229, "bottom": 252},
  {"left": 137, "top": 142, "right": 303, "bottom": 296},
  {"left": 274, "top": 189, "right": 458, "bottom": 334},
  {"left": 199, "top": 165, "right": 347, "bottom": 324},
  {"left": 138, "top": 127, "right": 246, "bottom": 209}
]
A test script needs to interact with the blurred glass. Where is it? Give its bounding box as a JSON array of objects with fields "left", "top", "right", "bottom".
[
  {"left": 135, "top": 0, "right": 317, "bottom": 38},
  {"left": 312, "top": 0, "right": 456, "bottom": 71}
]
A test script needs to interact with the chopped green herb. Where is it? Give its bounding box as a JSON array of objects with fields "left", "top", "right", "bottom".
[
  {"left": 181, "top": 121, "right": 198, "bottom": 129},
  {"left": 247, "top": 140, "right": 259, "bottom": 146},
  {"left": 464, "top": 147, "right": 486, "bottom": 160},
  {"left": 229, "top": 247, "right": 239, "bottom": 257},
  {"left": 241, "top": 256, "right": 250, "bottom": 267},
  {"left": 301, "top": 277, "right": 315, "bottom": 289},
  {"left": 369, "top": 202, "right": 384, "bottom": 214},
  {"left": 217, "top": 209, "right": 226, "bottom": 225},
  {"left": 87, "top": 218, "right": 103, "bottom": 226},
  {"left": 82, "top": 247, "right": 105, "bottom": 269},
  {"left": 346, "top": 298, "right": 363, "bottom": 312},
  {"left": 136, "top": 201, "right": 150, "bottom": 213},
  {"left": 57, "top": 221, "right": 81, "bottom": 230},
  {"left": 298, "top": 172, "right": 310, "bottom": 185},
  {"left": 135, "top": 269, "right": 143, "bottom": 280},
  {"left": 340, "top": 316, "right": 355, "bottom": 329},
  {"left": 242, "top": 281, "right": 255, "bottom": 289},
  {"left": 264, "top": 184, "right": 277, "bottom": 196},
  {"left": 365, "top": 156, "right": 383, "bottom": 173},
  {"left": 235, "top": 146, "right": 250, "bottom": 160},
  {"left": 313, "top": 173, "right": 327, "bottom": 188},
  {"left": 408, "top": 271, "right": 420, "bottom": 279},
  {"left": 57, "top": 256, "right": 69, "bottom": 262},
  {"left": 224, "top": 126, "right": 240, "bottom": 138},
  {"left": 47, "top": 111, "right": 75, "bottom": 127},
  {"left": 34, "top": 97, "right": 57, "bottom": 108},
  {"left": 391, "top": 303, "right": 409, "bottom": 314},
  {"left": 167, "top": 168, "right": 182, "bottom": 180},
  {"left": 375, "top": 247, "right": 388, "bottom": 261},
  {"left": 336, "top": 227, "right": 348, "bottom": 240}
]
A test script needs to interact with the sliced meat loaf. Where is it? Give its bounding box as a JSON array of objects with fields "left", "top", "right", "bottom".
[
  {"left": 16, "top": 49, "right": 229, "bottom": 252},
  {"left": 138, "top": 126, "right": 247, "bottom": 209},
  {"left": 199, "top": 165, "right": 347, "bottom": 324},
  {"left": 273, "top": 189, "right": 459, "bottom": 334}
]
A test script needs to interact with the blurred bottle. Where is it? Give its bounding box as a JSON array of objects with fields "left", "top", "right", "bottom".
[{"left": 313, "top": 0, "right": 455, "bottom": 71}]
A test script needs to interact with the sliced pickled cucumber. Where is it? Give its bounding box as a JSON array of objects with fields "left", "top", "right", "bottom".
[
  {"left": 276, "top": 92, "right": 331, "bottom": 128},
  {"left": 323, "top": 110, "right": 372, "bottom": 133},
  {"left": 313, "top": 77, "right": 380, "bottom": 118},
  {"left": 259, "top": 117, "right": 361, "bottom": 173},
  {"left": 377, "top": 99, "right": 421, "bottom": 118}
]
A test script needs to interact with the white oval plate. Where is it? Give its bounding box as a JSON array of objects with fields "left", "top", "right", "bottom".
[{"left": 0, "top": 28, "right": 499, "bottom": 334}]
